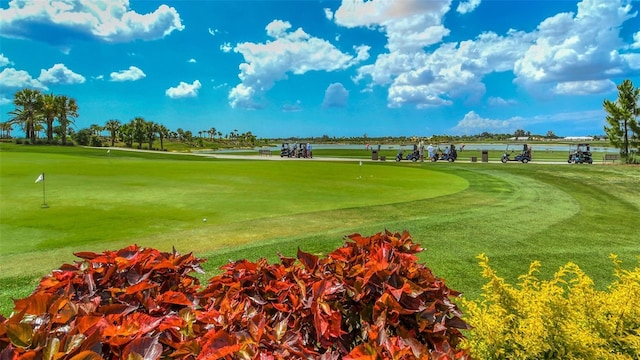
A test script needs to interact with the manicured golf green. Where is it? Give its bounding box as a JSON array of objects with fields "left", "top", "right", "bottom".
[{"left": 1, "top": 144, "right": 639, "bottom": 317}]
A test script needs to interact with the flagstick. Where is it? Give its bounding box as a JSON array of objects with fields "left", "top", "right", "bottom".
[{"left": 41, "top": 172, "right": 48, "bottom": 208}]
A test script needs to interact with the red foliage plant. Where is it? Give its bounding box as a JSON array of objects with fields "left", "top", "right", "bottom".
[{"left": 0, "top": 231, "right": 470, "bottom": 360}]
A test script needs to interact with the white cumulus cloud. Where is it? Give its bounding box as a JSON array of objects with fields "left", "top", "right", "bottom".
[
  {"left": 451, "top": 111, "right": 512, "bottom": 135},
  {"left": 228, "top": 19, "right": 362, "bottom": 109},
  {"left": 488, "top": 96, "right": 518, "bottom": 106},
  {"left": 38, "top": 63, "right": 85, "bottom": 85},
  {"left": 341, "top": 0, "right": 638, "bottom": 109},
  {"left": 514, "top": 0, "right": 636, "bottom": 91},
  {"left": 0, "top": 53, "right": 11, "bottom": 67},
  {"left": 457, "top": 0, "right": 482, "bottom": 14},
  {"left": 334, "top": 0, "right": 451, "bottom": 52},
  {"left": 632, "top": 31, "right": 640, "bottom": 49},
  {"left": 166, "top": 80, "right": 202, "bottom": 99},
  {"left": 553, "top": 80, "right": 616, "bottom": 95},
  {"left": 0, "top": 67, "right": 47, "bottom": 89},
  {"left": 324, "top": 8, "right": 334, "bottom": 21},
  {"left": 220, "top": 42, "right": 232, "bottom": 53},
  {"left": 110, "top": 66, "right": 145, "bottom": 82},
  {"left": 0, "top": 0, "right": 184, "bottom": 46},
  {"left": 323, "top": 83, "right": 349, "bottom": 107}
]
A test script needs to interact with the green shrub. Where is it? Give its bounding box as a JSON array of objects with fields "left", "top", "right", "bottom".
[{"left": 461, "top": 254, "right": 640, "bottom": 359}]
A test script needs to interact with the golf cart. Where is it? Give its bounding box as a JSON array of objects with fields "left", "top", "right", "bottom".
[
  {"left": 431, "top": 144, "right": 458, "bottom": 162},
  {"left": 568, "top": 143, "right": 593, "bottom": 164},
  {"left": 395, "top": 144, "right": 420, "bottom": 162},
  {"left": 501, "top": 144, "right": 532, "bottom": 163},
  {"left": 280, "top": 143, "right": 293, "bottom": 157}
]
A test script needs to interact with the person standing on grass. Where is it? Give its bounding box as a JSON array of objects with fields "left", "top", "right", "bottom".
[
  {"left": 419, "top": 140, "right": 425, "bottom": 162},
  {"left": 427, "top": 143, "right": 434, "bottom": 161},
  {"left": 307, "top": 143, "right": 312, "bottom": 158}
]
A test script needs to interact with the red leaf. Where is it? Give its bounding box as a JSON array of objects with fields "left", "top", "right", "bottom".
[
  {"left": 122, "top": 336, "right": 163, "bottom": 360},
  {"left": 125, "top": 281, "right": 158, "bottom": 295},
  {"left": 69, "top": 350, "right": 103, "bottom": 360},
  {"left": 297, "top": 248, "right": 318, "bottom": 272},
  {"left": 199, "top": 329, "right": 242, "bottom": 359},
  {"left": 12, "top": 293, "right": 54, "bottom": 316},
  {"left": 157, "top": 291, "right": 192, "bottom": 306},
  {"left": 344, "top": 343, "right": 376, "bottom": 360}
]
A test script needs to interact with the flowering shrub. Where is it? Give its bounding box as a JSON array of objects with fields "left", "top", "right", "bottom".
[
  {"left": 0, "top": 231, "right": 470, "bottom": 359},
  {"left": 461, "top": 254, "right": 640, "bottom": 360}
]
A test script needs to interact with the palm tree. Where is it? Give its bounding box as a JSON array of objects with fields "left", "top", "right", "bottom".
[
  {"left": 131, "top": 117, "right": 147, "bottom": 149},
  {"left": 55, "top": 95, "right": 78, "bottom": 145},
  {"left": 146, "top": 121, "right": 158, "bottom": 149},
  {"left": 41, "top": 93, "right": 58, "bottom": 143},
  {"left": 209, "top": 127, "right": 216, "bottom": 141},
  {"left": 157, "top": 124, "right": 169, "bottom": 151},
  {"left": 119, "top": 123, "right": 134, "bottom": 148},
  {"left": 9, "top": 88, "right": 43, "bottom": 143},
  {"left": 89, "top": 124, "right": 103, "bottom": 137},
  {"left": 104, "top": 119, "right": 121, "bottom": 147},
  {"left": 0, "top": 122, "right": 13, "bottom": 138}
]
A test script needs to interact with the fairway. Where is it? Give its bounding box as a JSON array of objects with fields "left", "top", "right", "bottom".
[{"left": 1, "top": 144, "right": 639, "bottom": 317}]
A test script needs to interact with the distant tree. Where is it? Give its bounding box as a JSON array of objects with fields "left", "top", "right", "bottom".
[
  {"left": 157, "top": 124, "right": 169, "bottom": 151},
  {"left": 41, "top": 93, "right": 58, "bottom": 142},
  {"left": 146, "top": 121, "right": 158, "bottom": 149},
  {"left": 8, "top": 88, "right": 43, "bottom": 143},
  {"left": 89, "top": 124, "right": 103, "bottom": 137},
  {"left": 604, "top": 79, "right": 639, "bottom": 160},
  {"left": 55, "top": 95, "right": 78, "bottom": 145},
  {"left": 546, "top": 130, "right": 558, "bottom": 139},
  {"left": 131, "top": 117, "right": 147, "bottom": 149},
  {"left": 183, "top": 130, "right": 193, "bottom": 143},
  {"left": 0, "top": 122, "right": 13, "bottom": 138},
  {"left": 73, "top": 128, "right": 92, "bottom": 146},
  {"left": 514, "top": 129, "right": 526, "bottom": 138},
  {"left": 104, "top": 119, "right": 121, "bottom": 147},
  {"left": 119, "top": 123, "right": 134, "bottom": 148}
]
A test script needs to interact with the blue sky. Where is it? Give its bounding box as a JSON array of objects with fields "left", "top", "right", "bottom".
[{"left": 1, "top": 0, "right": 639, "bottom": 138}]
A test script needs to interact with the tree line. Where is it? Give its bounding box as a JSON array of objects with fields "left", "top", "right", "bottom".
[{"left": 1, "top": 89, "right": 257, "bottom": 149}]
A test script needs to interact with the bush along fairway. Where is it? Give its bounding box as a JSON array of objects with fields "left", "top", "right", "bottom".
[{"left": 0, "top": 231, "right": 470, "bottom": 360}]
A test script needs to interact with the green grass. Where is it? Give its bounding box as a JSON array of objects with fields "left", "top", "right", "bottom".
[{"left": 1, "top": 143, "right": 638, "bottom": 317}]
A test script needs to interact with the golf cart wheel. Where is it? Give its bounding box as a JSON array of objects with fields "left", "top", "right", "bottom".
[
  {"left": 448, "top": 158, "right": 454, "bottom": 162},
  {"left": 522, "top": 158, "right": 529, "bottom": 163},
  {"left": 501, "top": 158, "right": 507, "bottom": 163}
]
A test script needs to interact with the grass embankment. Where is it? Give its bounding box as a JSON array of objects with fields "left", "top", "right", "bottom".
[{"left": 1, "top": 144, "right": 638, "bottom": 316}]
